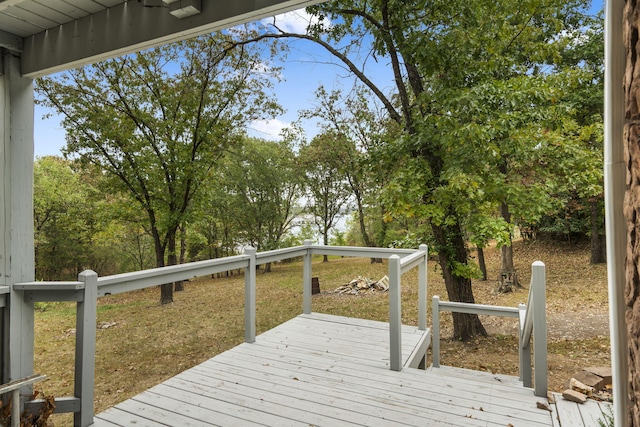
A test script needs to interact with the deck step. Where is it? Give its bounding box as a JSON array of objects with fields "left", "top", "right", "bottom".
[{"left": 426, "top": 365, "right": 526, "bottom": 389}]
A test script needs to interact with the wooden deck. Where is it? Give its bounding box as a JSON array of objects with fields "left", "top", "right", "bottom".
[{"left": 91, "top": 313, "right": 609, "bottom": 426}]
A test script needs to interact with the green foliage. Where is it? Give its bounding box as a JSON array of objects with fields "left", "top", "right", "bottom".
[
  {"left": 299, "top": 131, "right": 352, "bottom": 246},
  {"left": 222, "top": 137, "right": 302, "bottom": 251},
  {"left": 36, "top": 31, "right": 283, "bottom": 276},
  {"left": 34, "top": 156, "right": 97, "bottom": 279}
]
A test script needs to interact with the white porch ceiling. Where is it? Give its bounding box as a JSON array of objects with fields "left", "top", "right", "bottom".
[{"left": 0, "top": 0, "right": 322, "bottom": 77}]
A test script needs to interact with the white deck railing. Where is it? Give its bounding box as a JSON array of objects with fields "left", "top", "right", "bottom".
[
  {"left": 12, "top": 241, "right": 428, "bottom": 427},
  {"left": 431, "top": 261, "right": 547, "bottom": 397}
]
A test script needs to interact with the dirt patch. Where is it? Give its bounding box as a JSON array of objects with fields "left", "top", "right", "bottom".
[
  {"left": 481, "top": 312, "right": 610, "bottom": 340},
  {"left": 432, "top": 240, "right": 611, "bottom": 393}
]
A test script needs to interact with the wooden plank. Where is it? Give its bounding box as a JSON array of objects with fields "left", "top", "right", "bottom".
[
  {"left": 190, "top": 359, "right": 549, "bottom": 427},
  {"left": 207, "top": 356, "right": 546, "bottom": 424},
  {"left": 115, "top": 398, "right": 216, "bottom": 427},
  {"left": 175, "top": 366, "right": 508, "bottom": 427},
  {"left": 148, "top": 383, "right": 307, "bottom": 427},
  {"left": 237, "top": 341, "right": 537, "bottom": 400},
  {"left": 163, "top": 376, "right": 381, "bottom": 427},
  {"left": 189, "top": 363, "right": 465, "bottom": 425},
  {"left": 209, "top": 345, "right": 552, "bottom": 424},
  {"left": 427, "top": 365, "right": 524, "bottom": 388},
  {"left": 301, "top": 312, "right": 421, "bottom": 333},
  {"left": 405, "top": 328, "right": 429, "bottom": 368},
  {"left": 598, "top": 401, "right": 615, "bottom": 425},
  {"left": 554, "top": 397, "right": 587, "bottom": 427},
  {"left": 257, "top": 326, "right": 418, "bottom": 360},
  {"left": 577, "top": 399, "right": 609, "bottom": 426},
  {"left": 94, "top": 407, "right": 162, "bottom": 426},
  {"left": 257, "top": 317, "right": 424, "bottom": 355},
  {"left": 132, "top": 390, "right": 248, "bottom": 427}
]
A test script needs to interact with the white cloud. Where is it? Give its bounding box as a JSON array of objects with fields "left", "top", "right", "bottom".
[
  {"left": 248, "top": 119, "right": 291, "bottom": 140},
  {"left": 262, "top": 8, "right": 327, "bottom": 34}
]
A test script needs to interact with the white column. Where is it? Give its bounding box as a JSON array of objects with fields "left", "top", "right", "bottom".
[
  {"left": 1, "top": 50, "right": 35, "bottom": 385},
  {"left": 604, "top": 0, "right": 628, "bottom": 424}
]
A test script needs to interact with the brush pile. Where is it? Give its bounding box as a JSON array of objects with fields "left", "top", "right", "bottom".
[{"left": 333, "top": 276, "right": 389, "bottom": 295}]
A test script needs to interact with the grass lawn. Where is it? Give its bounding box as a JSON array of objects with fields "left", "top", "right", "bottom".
[{"left": 33, "top": 240, "right": 610, "bottom": 426}]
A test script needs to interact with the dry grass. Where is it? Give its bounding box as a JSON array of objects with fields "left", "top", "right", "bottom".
[{"left": 33, "top": 240, "right": 610, "bottom": 426}]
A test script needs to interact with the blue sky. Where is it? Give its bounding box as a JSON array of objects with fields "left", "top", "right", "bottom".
[{"left": 33, "top": 2, "right": 604, "bottom": 158}]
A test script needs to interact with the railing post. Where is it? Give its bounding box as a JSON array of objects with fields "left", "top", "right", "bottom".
[
  {"left": 303, "top": 240, "right": 313, "bottom": 314},
  {"left": 11, "top": 388, "right": 19, "bottom": 427},
  {"left": 432, "top": 296, "right": 440, "bottom": 368},
  {"left": 418, "top": 244, "right": 428, "bottom": 331},
  {"left": 244, "top": 247, "right": 257, "bottom": 343},
  {"left": 518, "top": 303, "right": 531, "bottom": 386},
  {"left": 76, "top": 270, "right": 97, "bottom": 427},
  {"left": 389, "top": 255, "right": 402, "bottom": 371},
  {"left": 531, "top": 261, "right": 547, "bottom": 397}
]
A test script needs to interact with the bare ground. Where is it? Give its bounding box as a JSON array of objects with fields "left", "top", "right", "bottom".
[{"left": 433, "top": 239, "right": 611, "bottom": 393}]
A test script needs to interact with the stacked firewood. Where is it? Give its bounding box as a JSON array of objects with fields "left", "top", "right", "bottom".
[{"left": 562, "top": 367, "right": 612, "bottom": 403}]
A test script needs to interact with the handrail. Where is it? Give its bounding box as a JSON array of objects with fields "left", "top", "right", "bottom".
[
  {"left": 431, "top": 297, "right": 521, "bottom": 369},
  {"left": 16, "top": 242, "right": 429, "bottom": 426},
  {"left": 254, "top": 245, "right": 308, "bottom": 265},
  {"left": 388, "top": 244, "right": 429, "bottom": 371},
  {"left": 431, "top": 261, "right": 547, "bottom": 398},
  {"left": 97, "top": 254, "right": 251, "bottom": 297}
]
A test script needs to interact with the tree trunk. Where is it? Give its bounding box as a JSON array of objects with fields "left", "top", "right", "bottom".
[
  {"left": 590, "top": 197, "right": 606, "bottom": 264},
  {"left": 151, "top": 227, "right": 173, "bottom": 305},
  {"left": 352, "top": 185, "right": 381, "bottom": 263},
  {"left": 174, "top": 225, "right": 186, "bottom": 291},
  {"left": 497, "top": 202, "right": 520, "bottom": 292},
  {"left": 323, "top": 231, "right": 329, "bottom": 262},
  {"left": 624, "top": 2, "right": 640, "bottom": 423},
  {"left": 476, "top": 247, "right": 487, "bottom": 281},
  {"left": 432, "top": 222, "right": 487, "bottom": 341},
  {"left": 167, "top": 232, "right": 184, "bottom": 292}
]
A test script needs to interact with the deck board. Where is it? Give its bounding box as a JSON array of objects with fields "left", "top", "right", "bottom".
[
  {"left": 550, "top": 392, "right": 612, "bottom": 427},
  {"left": 92, "top": 313, "right": 597, "bottom": 426}
]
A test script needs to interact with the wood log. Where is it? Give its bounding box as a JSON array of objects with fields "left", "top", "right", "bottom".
[{"left": 562, "top": 389, "right": 587, "bottom": 404}]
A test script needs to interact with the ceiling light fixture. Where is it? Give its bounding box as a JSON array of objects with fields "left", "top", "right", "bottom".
[{"left": 167, "top": 0, "right": 202, "bottom": 19}]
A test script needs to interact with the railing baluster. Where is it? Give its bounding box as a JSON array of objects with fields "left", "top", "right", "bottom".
[
  {"left": 432, "top": 296, "right": 440, "bottom": 368},
  {"left": 303, "top": 240, "right": 313, "bottom": 314},
  {"left": 389, "top": 255, "right": 402, "bottom": 371},
  {"left": 244, "top": 247, "right": 256, "bottom": 343},
  {"left": 531, "top": 261, "right": 547, "bottom": 397},
  {"left": 418, "top": 244, "right": 428, "bottom": 331},
  {"left": 518, "top": 303, "right": 529, "bottom": 385}
]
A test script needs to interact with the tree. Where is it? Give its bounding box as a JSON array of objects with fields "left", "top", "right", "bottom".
[
  {"left": 299, "top": 131, "right": 352, "bottom": 261},
  {"left": 558, "top": 12, "right": 605, "bottom": 263},
  {"left": 300, "top": 86, "right": 398, "bottom": 262},
  {"left": 244, "top": 0, "right": 591, "bottom": 339},
  {"left": 37, "top": 31, "right": 283, "bottom": 303},
  {"left": 34, "top": 156, "right": 94, "bottom": 280},
  {"left": 223, "top": 137, "right": 301, "bottom": 270}
]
